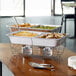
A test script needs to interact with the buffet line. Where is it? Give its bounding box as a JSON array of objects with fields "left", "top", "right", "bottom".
[{"left": 7, "top": 23, "right": 67, "bottom": 57}]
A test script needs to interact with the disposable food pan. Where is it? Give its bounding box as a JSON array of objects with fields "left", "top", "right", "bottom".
[
  {"left": 7, "top": 31, "right": 67, "bottom": 47},
  {"left": 7, "top": 31, "right": 43, "bottom": 45},
  {"left": 32, "top": 32, "right": 67, "bottom": 47},
  {"left": 30, "top": 25, "right": 61, "bottom": 32},
  {"left": 7, "top": 24, "right": 61, "bottom": 32},
  {"left": 32, "top": 36, "right": 66, "bottom": 47}
]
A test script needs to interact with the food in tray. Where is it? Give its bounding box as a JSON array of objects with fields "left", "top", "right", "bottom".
[
  {"left": 12, "top": 31, "right": 38, "bottom": 37},
  {"left": 38, "top": 33, "right": 66, "bottom": 39},
  {"left": 11, "top": 23, "right": 34, "bottom": 27},
  {"left": 31, "top": 25, "right": 57, "bottom": 30}
]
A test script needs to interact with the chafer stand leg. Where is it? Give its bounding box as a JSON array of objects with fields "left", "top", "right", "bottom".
[
  {"left": 22, "top": 45, "right": 33, "bottom": 65},
  {"left": 19, "top": 45, "right": 26, "bottom": 65},
  {"left": 53, "top": 45, "right": 65, "bottom": 63},
  {"left": 41, "top": 45, "right": 64, "bottom": 60},
  {"left": 41, "top": 45, "right": 65, "bottom": 63},
  {"left": 10, "top": 44, "right": 24, "bottom": 66}
]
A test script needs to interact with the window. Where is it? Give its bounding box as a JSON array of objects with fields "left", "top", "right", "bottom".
[
  {"left": 25, "top": 0, "right": 51, "bottom": 16},
  {"left": 0, "top": 0, "right": 24, "bottom": 16},
  {"left": 55, "top": 0, "right": 74, "bottom": 15}
]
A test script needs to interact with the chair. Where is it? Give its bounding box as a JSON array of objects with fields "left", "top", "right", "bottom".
[{"left": 61, "top": 0, "right": 75, "bottom": 33}]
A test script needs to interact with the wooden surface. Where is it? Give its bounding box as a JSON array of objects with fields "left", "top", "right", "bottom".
[{"left": 0, "top": 43, "right": 76, "bottom": 76}]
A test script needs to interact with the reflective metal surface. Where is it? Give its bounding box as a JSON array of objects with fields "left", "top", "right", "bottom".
[{"left": 29, "top": 62, "right": 55, "bottom": 71}]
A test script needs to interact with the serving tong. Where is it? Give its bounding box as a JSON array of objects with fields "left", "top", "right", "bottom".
[
  {"left": 13, "top": 16, "right": 20, "bottom": 31},
  {"left": 29, "top": 62, "right": 55, "bottom": 71}
]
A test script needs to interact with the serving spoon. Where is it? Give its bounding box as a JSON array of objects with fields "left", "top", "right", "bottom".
[{"left": 13, "top": 16, "right": 20, "bottom": 30}]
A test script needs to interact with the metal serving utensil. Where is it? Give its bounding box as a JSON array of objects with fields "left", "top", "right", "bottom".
[
  {"left": 13, "top": 16, "right": 19, "bottom": 25},
  {"left": 29, "top": 62, "right": 55, "bottom": 71},
  {"left": 13, "top": 16, "right": 20, "bottom": 30}
]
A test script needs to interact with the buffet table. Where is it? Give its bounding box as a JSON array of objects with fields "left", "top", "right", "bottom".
[{"left": 0, "top": 43, "right": 76, "bottom": 76}]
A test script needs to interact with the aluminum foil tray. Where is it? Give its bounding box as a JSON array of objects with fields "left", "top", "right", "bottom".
[
  {"left": 7, "top": 31, "right": 43, "bottom": 45},
  {"left": 7, "top": 24, "right": 61, "bottom": 32},
  {"left": 7, "top": 31, "right": 67, "bottom": 47},
  {"left": 33, "top": 36, "right": 66, "bottom": 47}
]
